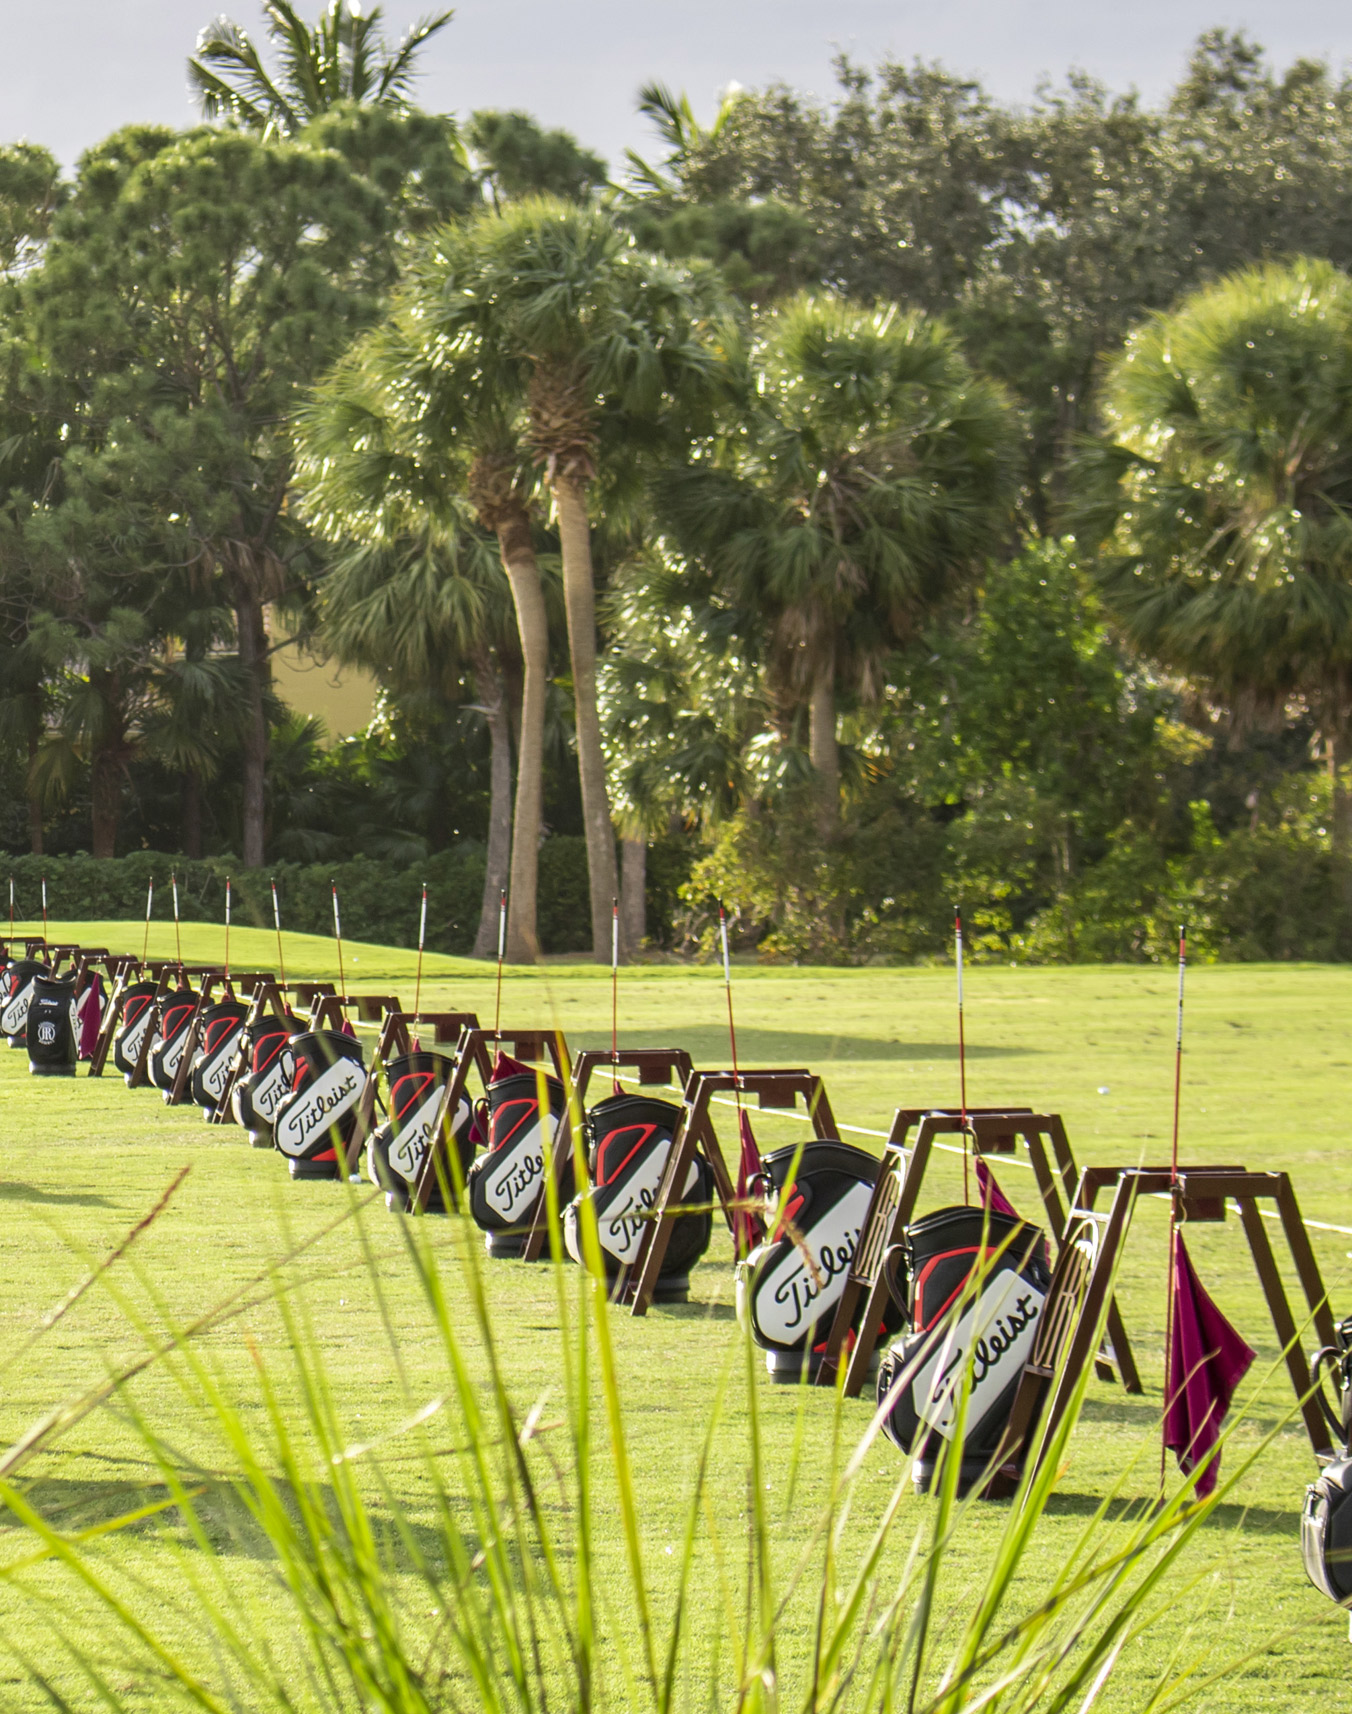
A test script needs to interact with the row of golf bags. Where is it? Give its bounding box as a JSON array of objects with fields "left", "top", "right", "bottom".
[{"left": 0, "top": 956, "right": 102, "bottom": 1074}]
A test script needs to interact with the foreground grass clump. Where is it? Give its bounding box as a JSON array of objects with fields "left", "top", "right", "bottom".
[
  {"left": 0, "top": 924, "right": 1346, "bottom": 1706},
  {"left": 0, "top": 1170, "right": 1297, "bottom": 1712}
]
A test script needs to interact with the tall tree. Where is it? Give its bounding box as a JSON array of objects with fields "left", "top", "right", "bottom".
[
  {"left": 658, "top": 295, "right": 1016, "bottom": 837},
  {"left": 24, "top": 114, "right": 467, "bottom": 866},
  {"left": 297, "top": 311, "right": 554, "bottom": 959},
  {"left": 313, "top": 525, "right": 518, "bottom": 958},
  {"left": 413, "top": 198, "right": 723, "bottom": 958},
  {"left": 1076, "top": 255, "right": 1352, "bottom": 870},
  {"left": 189, "top": 0, "right": 453, "bottom": 135}
]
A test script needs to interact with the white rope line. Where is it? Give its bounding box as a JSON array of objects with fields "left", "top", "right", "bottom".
[{"left": 702, "top": 1092, "right": 1352, "bottom": 1241}]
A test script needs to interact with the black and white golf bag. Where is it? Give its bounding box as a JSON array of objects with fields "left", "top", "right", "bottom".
[
  {"left": 466, "top": 1055, "right": 571, "bottom": 1257},
  {"left": 188, "top": 1000, "right": 249, "bottom": 1115},
  {"left": 231, "top": 1013, "right": 298, "bottom": 1143},
  {"left": 271, "top": 1029, "right": 365, "bottom": 1180},
  {"left": 112, "top": 982, "right": 159, "bottom": 1083},
  {"left": 737, "top": 1140, "right": 899, "bottom": 1380},
  {"left": 366, "top": 1051, "right": 476, "bottom": 1213},
  {"left": 875, "top": 1206, "right": 1051, "bottom": 1493},
  {"left": 563, "top": 1093, "right": 713, "bottom": 1300},
  {"left": 1302, "top": 1317, "right": 1352, "bottom": 1607},
  {"left": 148, "top": 989, "right": 200, "bottom": 1098},
  {"left": 1, "top": 958, "right": 49, "bottom": 1050},
  {"left": 26, "top": 973, "right": 78, "bottom": 1076}
]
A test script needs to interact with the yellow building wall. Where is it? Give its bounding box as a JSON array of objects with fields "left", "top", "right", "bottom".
[{"left": 270, "top": 641, "right": 379, "bottom": 743}]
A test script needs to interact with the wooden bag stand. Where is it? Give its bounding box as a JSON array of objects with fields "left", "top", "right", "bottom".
[
  {"left": 517, "top": 1048, "right": 698, "bottom": 1264},
  {"left": 342, "top": 1010, "right": 482, "bottom": 1175},
  {"left": 411, "top": 1026, "right": 570, "bottom": 1215},
  {"left": 123, "top": 963, "right": 223, "bottom": 1090},
  {"left": 206, "top": 976, "right": 308, "bottom": 1124},
  {"left": 88, "top": 956, "right": 146, "bottom": 1076},
  {"left": 816, "top": 1108, "right": 1143, "bottom": 1399},
  {"left": 1037, "top": 1165, "right": 1338, "bottom": 1468},
  {"left": 986, "top": 1167, "right": 1340, "bottom": 1492},
  {"left": 623, "top": 1069, "right": 837, "bottom": 1317},
  {"left": 308, "top": 993, "right": 401, "bottom": 1035},
  {"left": 164, "top": 970, "right": 276, "bottom": 1106}
]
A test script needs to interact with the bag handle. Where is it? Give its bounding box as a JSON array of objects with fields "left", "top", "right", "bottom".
[{"left": 881, "top": 1244, "right": 909, "bottom": 1318}]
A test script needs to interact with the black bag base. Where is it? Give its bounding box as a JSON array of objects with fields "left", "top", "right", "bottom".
[
  {"left": 910, "top": 1453, "right": 1015, "bottom": 1498},
  {"left": 764, "top": 1345, "right": 882, "bottom": 1384},
  {"left": 289, "top": 1156, "right": 340, "bottom": 1181},
  {"left": 484, "top": 1230, "right": 580, "bottom": 1262},
  {"left": 249, "top": 1129, "right": 275, "bottom": 1149},
  {"left": 29, "top": 1063, "right": 76, "bottom": 1078},
  {"left": 485, "top": 1231, "right": 534, "bottom": 1259}
]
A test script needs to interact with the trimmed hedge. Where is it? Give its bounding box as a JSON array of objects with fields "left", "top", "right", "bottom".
[{"left": 1, "top": 840, "right": 594, "bottom": 957}]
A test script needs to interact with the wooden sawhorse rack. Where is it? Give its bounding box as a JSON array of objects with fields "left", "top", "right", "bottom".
[
  {"left": 1035, "top": 1165, "right": 1338, "bottom": 1467},
  {"left": 623, "top": 1068, "right": 837, "bottom": 1316},
  {"left": 342, "top": 1010, "right": 482, "bottom": 1174},
  {"left": 518, "top": 1047, "right": 697, "bottom": 1263},
  {"left": 817, "top": 1108, "right": 1143, "bottom": 1398},
  {"left": 412, "top": 1026, "right": 570, "bottom": 1214}
]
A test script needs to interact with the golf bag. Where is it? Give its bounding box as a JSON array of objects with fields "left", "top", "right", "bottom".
[
  {"left": 875, "top": 1205, "right": 1051, "bottom": 1493},
  {"left": 366, "top": 1051, "right": 475, "bottom": 1213},
  {"left": 466, "top": 1054, "right": 571, "bottom": 1257},
  {"left": 188, "top": 999, "right": 249, "bottom": 1115},
  {"left": 271, "top": 1029, "right": 365, "bottom": 1180},
  {"left": 1302, "top": 1317, "right": 1352, "bottom": 1605},
  {"left": 563, "top": 1093, "right": 713, "bottom": 1300},
  {"left": 112, "top": 982, "right": 159, "bottom": 1083},
  {"left": 26, "top": 973, "right": 78, "bottom": 1076},
  {"left": 148, "top": 988, "right": 200, "bottom": 1098},
  {"left": 231, "top": 1013, "right": 297, "bottom": 1143},
  {"left": 1, "top": 958, "right": 49, "bottom": 1049},
  {"left": 736, "top": 1140, "right": 898, "bottom": 1380}
]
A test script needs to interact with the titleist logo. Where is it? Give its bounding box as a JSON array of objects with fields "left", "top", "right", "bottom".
[{"left": 275, "top": 1062, "right": 360, "bottom": 1156}]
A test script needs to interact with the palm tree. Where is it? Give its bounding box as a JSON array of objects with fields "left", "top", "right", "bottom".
[
  {"left": 1079, "top": 256, "right": 1352, "bottom": 861},
  {"left": 320, "top": 532, "right": 517, "bottom": 956},
  {"left": 189, "top": 0, "right": 452, "bottom": 135},
  {"left": 295, "top": 315, "right": 552, "bottom": 960},
  {"left": 658, "top": 294, "right": 1017, "bottom": 837},
  {"left": 413, "top": 198, "right": 724, "bottom": 959}
]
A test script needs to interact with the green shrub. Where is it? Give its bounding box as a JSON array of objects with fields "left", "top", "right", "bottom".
[{"left": 0, "top": 842, "right": 595, "bottom": 957}]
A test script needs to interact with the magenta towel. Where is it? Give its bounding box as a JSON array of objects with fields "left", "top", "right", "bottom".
[
  {"left": 1164, "top": 1233, "right": 1254, "bottom": 1497},
  {"left": 77, "top": 977, "right": 103, "bottom": 1060},
  {"left": 976, "top": 1157, "right": 1018, "bottom": 1219},
  {"left": 734, "top": 1105, "right": 765, "bottom": 1256}
]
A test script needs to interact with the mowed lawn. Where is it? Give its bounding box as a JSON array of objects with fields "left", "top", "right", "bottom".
[{"left": 0, "top": 918, "right": 1349, "bottom": 1708}]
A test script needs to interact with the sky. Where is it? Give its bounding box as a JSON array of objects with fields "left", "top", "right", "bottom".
[{"left": 6, "top": 0, "right": 1352, "bottom": 172}]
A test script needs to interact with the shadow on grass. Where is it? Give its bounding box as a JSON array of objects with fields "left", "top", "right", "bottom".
[
  {"left": 578, "top": 1028, "right": 1033, "bottom": 1065},
  {"left": 0, "top": 1183, "right": 116, "bottom": 1208},
  {"left": 1037, "top": 1488, "right": 1300, "bottom": 1534}
]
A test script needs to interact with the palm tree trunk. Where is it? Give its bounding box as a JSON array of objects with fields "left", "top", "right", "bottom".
[
  {"left": 472, "top": 650, "right": 514, "bottom": 960},
  {"left": 495, "top": 510, "right": 547, "bottom": 962},
  {"left": 808, "top": 661, "right": 839, "bottom": 840},
  {"left": 182, "top": 770, "right": 204, "bottom": 860},
  {"left": 26, "top": 733, "right": 42, "bottom": 857},
  {"left": 621, "top": 835, "right": 645, "bottom": 955},
  {"left": 90, "top": 747, "right": 121, "bottom": 859},
  {"left": 235, "top": 587, "right": 269, "bottom": 869},
  {"left": 553, "top": 472, "right": 618, "bottom": 962}
]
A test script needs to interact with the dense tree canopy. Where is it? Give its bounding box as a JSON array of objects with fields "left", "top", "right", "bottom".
[{"left": 8, "top": 23, "right": 1352, "bottom": 964}]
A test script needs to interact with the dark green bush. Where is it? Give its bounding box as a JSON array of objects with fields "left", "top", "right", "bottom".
[{"left": 0, "top": 840, "right": 595, "bottom": 957}]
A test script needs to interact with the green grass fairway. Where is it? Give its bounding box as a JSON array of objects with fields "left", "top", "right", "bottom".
[{"left": 0, "top": 920, "right": 1349, "bottom": 1706}]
